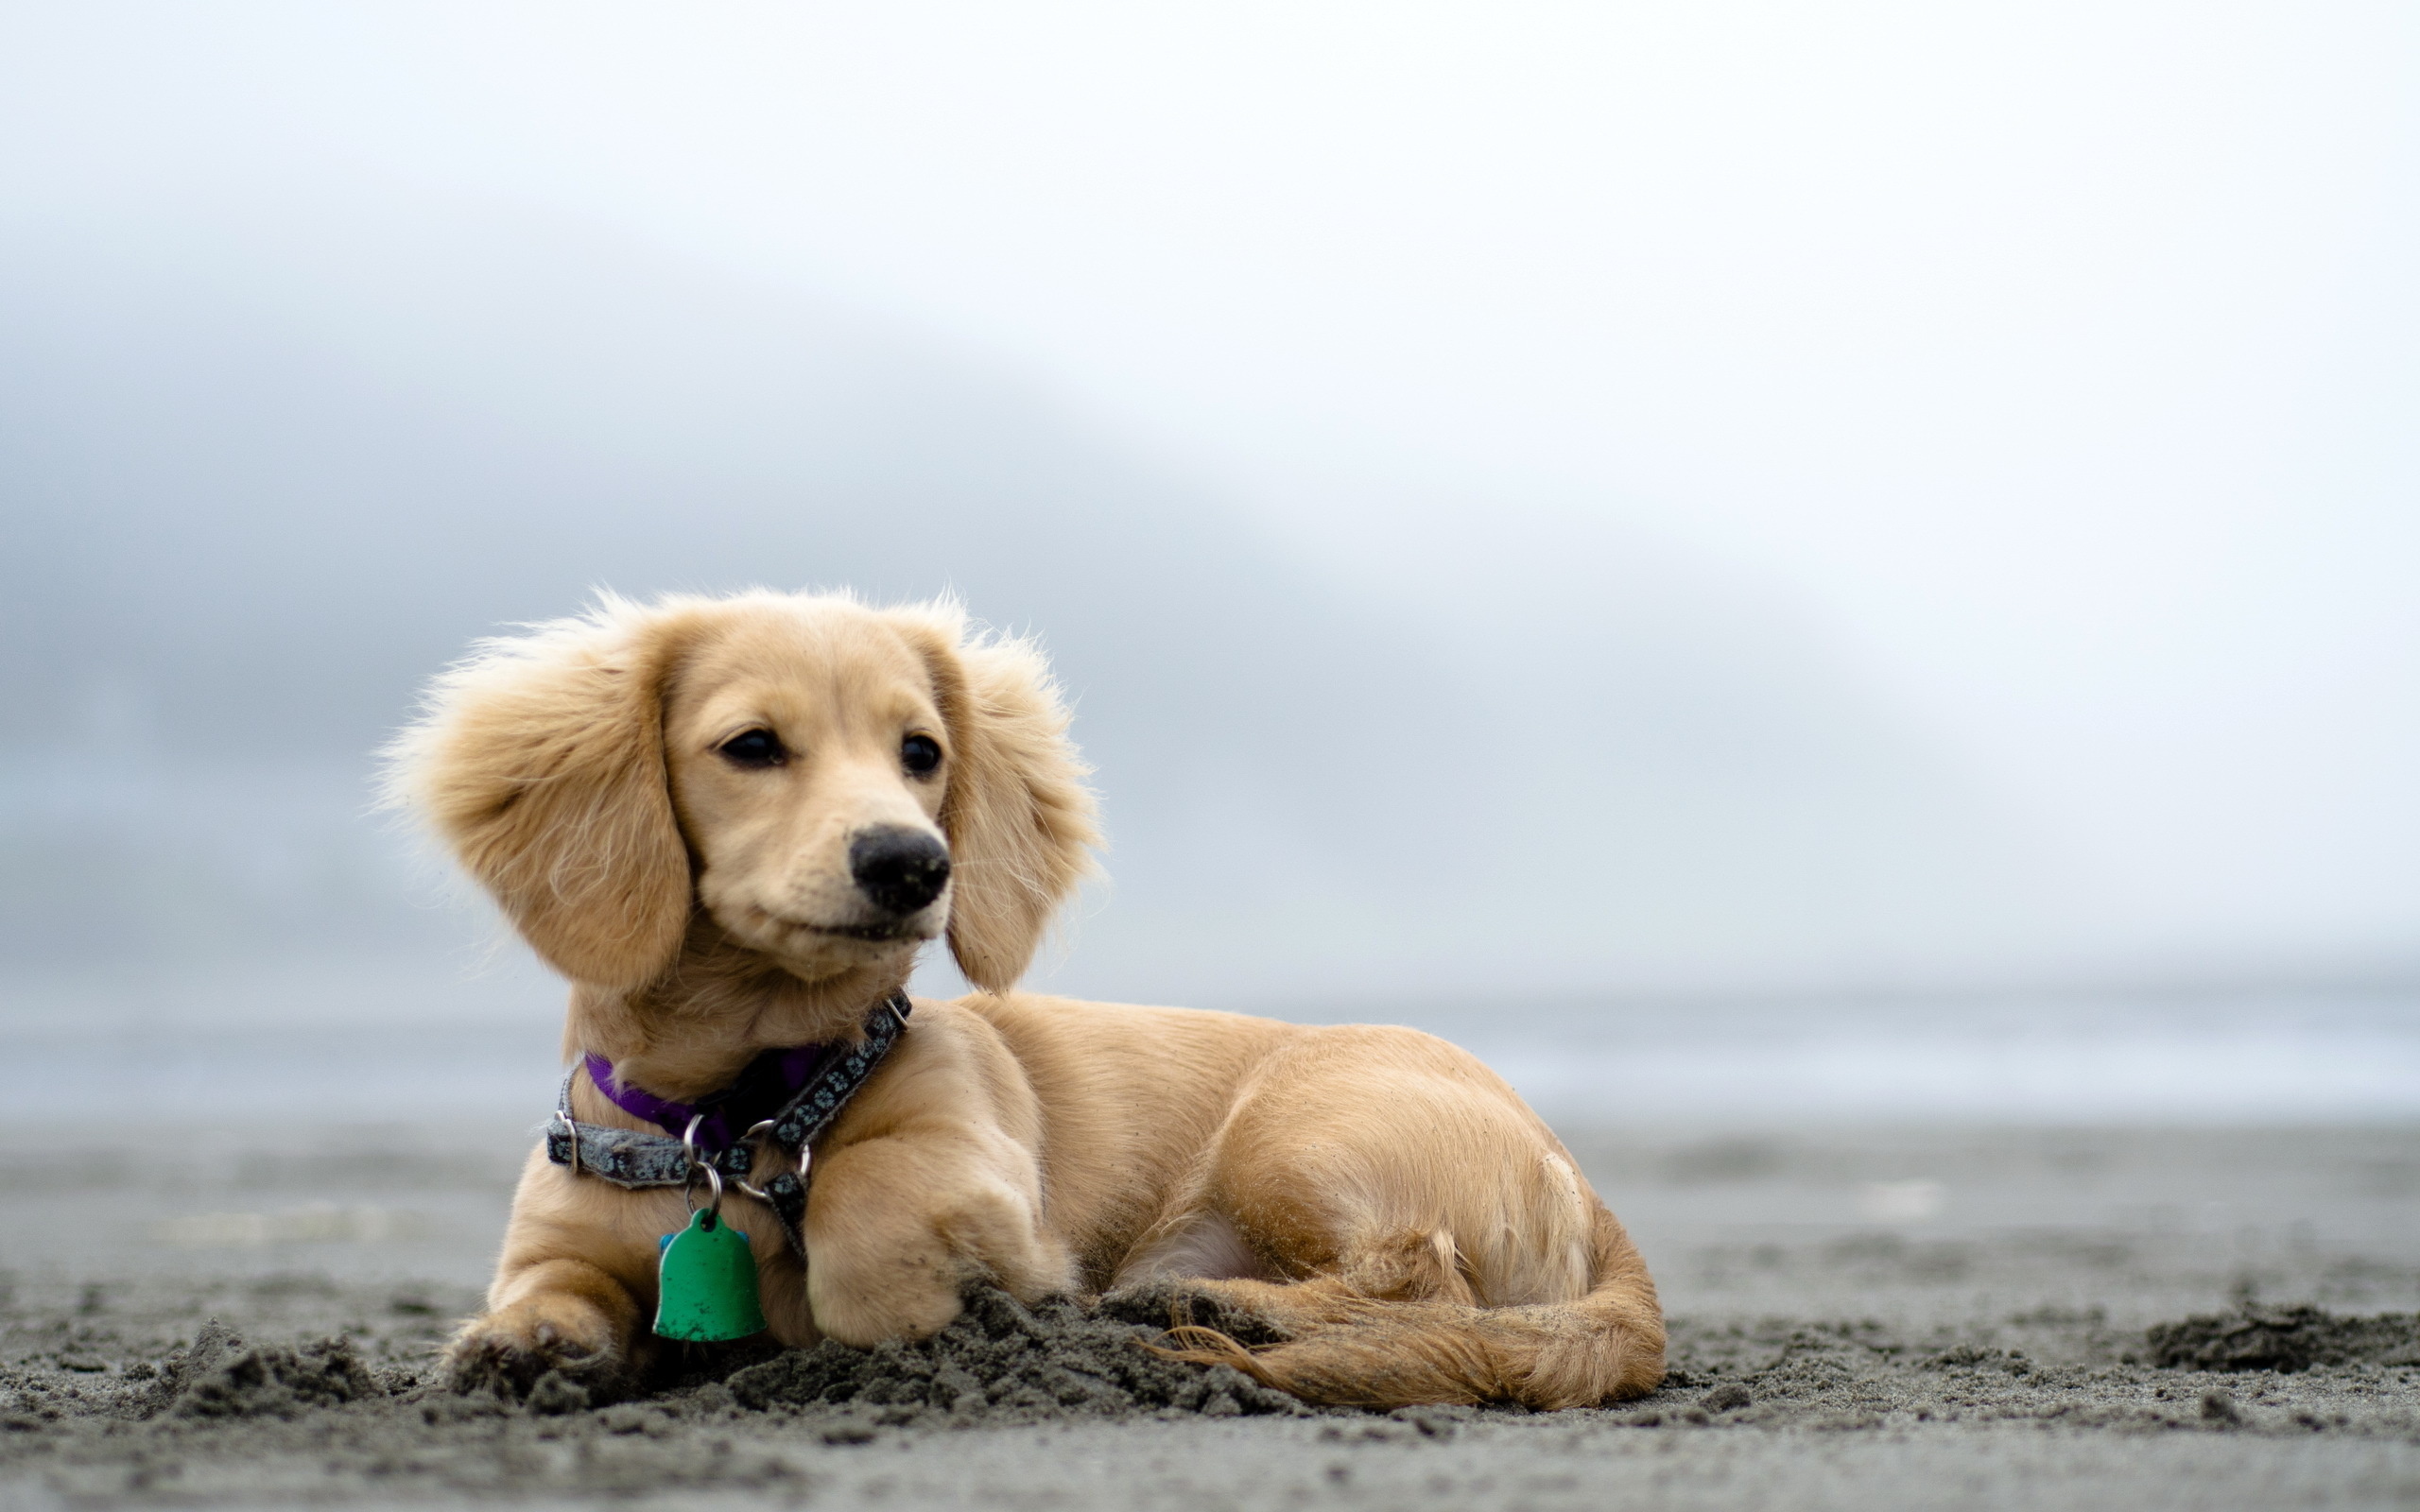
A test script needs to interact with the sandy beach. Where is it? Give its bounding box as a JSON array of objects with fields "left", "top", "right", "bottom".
[{"left": 4, "top": 1114, "right": 2416, "bottom": 1510}]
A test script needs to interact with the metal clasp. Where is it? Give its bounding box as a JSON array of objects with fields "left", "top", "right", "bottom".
[
  {"left": 731, "top": 1117, "right": 809, "bottom": 1204},
  {"left": 552, "top": 1108, "right": 582, "bottom": 1177},
  {"left": 680, "top": 1113, "right": 725, "bottom": 1221}
]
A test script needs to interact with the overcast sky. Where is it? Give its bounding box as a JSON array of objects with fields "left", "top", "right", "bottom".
[{"left": 2, "top": 3, "right": 2413, "bottom": 993}]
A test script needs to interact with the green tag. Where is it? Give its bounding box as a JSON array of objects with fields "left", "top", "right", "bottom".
[{"left": 653, "top": 1211, "right": 767, "bottom": 1341}]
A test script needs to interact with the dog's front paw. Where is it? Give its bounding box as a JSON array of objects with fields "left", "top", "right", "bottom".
[{"left": 443, "top": 1293, "right": 627, "bottom": 1403}]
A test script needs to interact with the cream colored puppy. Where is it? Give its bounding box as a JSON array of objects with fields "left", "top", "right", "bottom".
[{"left": 392, "top": 591, "right": 1663, "bottom": 1408}]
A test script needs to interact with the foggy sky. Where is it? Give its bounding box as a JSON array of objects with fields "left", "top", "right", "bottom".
[{"left": 1, "top": 3, "right": 2411, "bottom": 1004}]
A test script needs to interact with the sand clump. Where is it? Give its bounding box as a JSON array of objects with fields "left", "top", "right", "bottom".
[
  {"left": 147, "top": 1319, "right": 389, "bottom": 1421},
  {"left": 2146, "top": 1305, "right": 2420, "bottom": 1374},
  {"left": 722, "top": 1286, "right": 1313, "bottom": 1427}
]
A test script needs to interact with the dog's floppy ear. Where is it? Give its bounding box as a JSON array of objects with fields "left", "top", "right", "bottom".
[
  {"left": 387, "top": 599, "right": 697, "bottom": 992},
  {"left": 899, "top": 607, "right": 1100, "bottom": 992}
]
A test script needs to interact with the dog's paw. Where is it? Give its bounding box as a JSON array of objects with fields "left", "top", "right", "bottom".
[
  {"left": 1097, "top": 1280, "right": 1292, "bottom": 1347},
  {"left": 442, "top": 1298, "right": 625, "bottom": 1404}
]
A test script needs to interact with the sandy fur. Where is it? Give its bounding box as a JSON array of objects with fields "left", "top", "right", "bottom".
[{"left": 389, "top": 590, "right": 1663, "bottom": 1408}]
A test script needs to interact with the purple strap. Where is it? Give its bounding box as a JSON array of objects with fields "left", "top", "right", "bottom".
[{"left": 583, "top": 1042, "right": 829, "bottom": 1154}]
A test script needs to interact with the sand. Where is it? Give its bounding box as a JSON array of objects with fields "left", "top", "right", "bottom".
[{"left": 3, "top": 1119, "right": 2418, "bottom": 1509}]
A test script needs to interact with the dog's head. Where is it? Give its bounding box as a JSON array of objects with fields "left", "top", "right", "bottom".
[{"left": 389, "top": 592, "right": 1099, "bottom": 995}]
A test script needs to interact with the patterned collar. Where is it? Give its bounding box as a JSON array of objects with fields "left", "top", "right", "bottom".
[{"left": 545, "top": 991, "right": 913, "bottom": 1259}]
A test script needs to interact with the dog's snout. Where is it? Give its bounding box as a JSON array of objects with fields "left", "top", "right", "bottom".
[{"left": 849, "top": 827, "right": 952, "bottom": 916}]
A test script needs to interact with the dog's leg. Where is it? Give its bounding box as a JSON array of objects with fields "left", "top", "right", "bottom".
[
  {"left": 1158, "top": 1204, "right": 1663, "bottom": 1408},
  {"left": 444, "top": 1255, "right": 645, "bottom": 1400},
  {"left": 801, "top": 1128, "right": 1074, "bottom": 1346},
  {"left": 442, "top": 1150, "right": 658, "bottom": 1400},
  {"left": 1126, "top": 1026, "right": 1666, "bottom": 1408}
]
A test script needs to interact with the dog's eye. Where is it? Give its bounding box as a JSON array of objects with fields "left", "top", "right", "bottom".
[
  {"left": 718, "top": 729, "right": 787, "bottom": 769},
  {"left": 900, "top": 734, "right": 942, "bottom": 777}
]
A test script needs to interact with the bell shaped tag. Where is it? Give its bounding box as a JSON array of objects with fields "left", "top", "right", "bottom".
[{"left": 653, "top": 1210, "right": 767, "bottom": 1341}]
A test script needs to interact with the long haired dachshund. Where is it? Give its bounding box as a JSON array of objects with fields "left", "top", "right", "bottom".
[{"left": 389, "top": 590, "right": 1662, "bottom": 1407}]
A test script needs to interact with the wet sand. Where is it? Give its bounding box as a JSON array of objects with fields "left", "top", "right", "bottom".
[{"left": 4, "top": 1119, "right": 2418, "bottom": 1509}]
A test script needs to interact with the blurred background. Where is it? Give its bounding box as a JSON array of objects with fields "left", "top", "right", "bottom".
[{"left": 1, "top": 2, "right": 2414, "bottom": 1136}]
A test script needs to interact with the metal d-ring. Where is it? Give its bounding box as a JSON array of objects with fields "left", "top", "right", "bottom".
[
  {"left": 552, "top": 1108, "right": 581, "bottom": 1177},
  {"left": 680, "top": 1113, "right": 725, "bottom": 1222},
  {"left": 683, "top": 1160, "right": 725, "bottom": 1221}
]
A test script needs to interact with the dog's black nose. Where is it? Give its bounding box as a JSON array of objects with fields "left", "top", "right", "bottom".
[{"left": 849, "top": 827, "right": 952, "bottom": 916}]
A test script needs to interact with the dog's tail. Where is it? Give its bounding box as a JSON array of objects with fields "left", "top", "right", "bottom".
[{"left": 1153, "top": 1203, "right": 1665, "bottom": 1410}]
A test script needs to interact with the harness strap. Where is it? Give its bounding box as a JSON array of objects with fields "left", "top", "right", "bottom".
[{"left": 544, "top": 991, "right": 912, "bottom": 1260}]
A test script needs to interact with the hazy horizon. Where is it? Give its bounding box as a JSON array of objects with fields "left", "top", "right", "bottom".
[{"left": 2, "top": 5, "right": 2413, "bottom": 1032}]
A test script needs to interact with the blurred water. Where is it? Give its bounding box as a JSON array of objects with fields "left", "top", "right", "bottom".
[
  {"left": 4, "top": 953, "right": 2413, "bottom": 1127},
  {"left": 0, "top": 954, "right": 563, "bottom": 1124},
  {"left": 1448, "top": 990, "right": 2420, "bottom": 1125}
]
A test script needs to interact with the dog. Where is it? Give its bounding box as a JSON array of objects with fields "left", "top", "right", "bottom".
[{"left": 389, "top": 590, "right": 1663, "bottom": 1408}]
